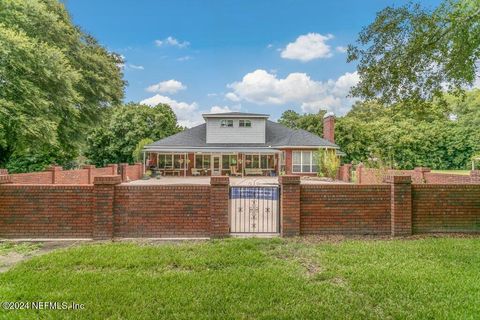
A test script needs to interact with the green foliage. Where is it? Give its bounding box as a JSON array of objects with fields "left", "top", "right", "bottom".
[
  {"left": 348, "top": 0, "right": 480, "bottom": 105},
  {"left": 132, "top": 138, "right": 154, "bottom": 163},
  {"left": 316, "top": 149, "right": 340, "bottom": 179},
  {"left": 85, "top": 103, "right": 181, "bottom": 166},
  {"left": 280, "top": 90, "right": 480, "bottom": 170},
  {"left": 278, "top": 109, "right": 326, "bottom": 136},
  {"left": 0, "top": 0, "right": 125, "bottom": 171}
]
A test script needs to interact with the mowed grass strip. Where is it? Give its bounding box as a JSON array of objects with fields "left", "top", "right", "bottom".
[{"left": 0, "top": 237, "right": 479, "bottom": 319}]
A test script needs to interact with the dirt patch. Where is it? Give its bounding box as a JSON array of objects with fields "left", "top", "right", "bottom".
[{"left": 0, "top": 241, "right": 83, "bottom": 273}]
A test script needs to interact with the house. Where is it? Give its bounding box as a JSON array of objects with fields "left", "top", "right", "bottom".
[{"left": 142, "top": 112, "right": 341, "bottom": 176}]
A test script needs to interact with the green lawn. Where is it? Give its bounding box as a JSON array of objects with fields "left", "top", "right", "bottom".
[
  {"left": 1, "top": 237, "right": 479, "bottom": 319},
  {"left": 0, "top": 242, "right": 41, "bottom": 255},
  {"left": 431, "top": 169, "right": 471, "bottom": 175}
]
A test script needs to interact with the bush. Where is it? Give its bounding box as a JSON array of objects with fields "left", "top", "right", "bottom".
[{"left": 317, "top": 149, "right": 340, "bottom": 179}]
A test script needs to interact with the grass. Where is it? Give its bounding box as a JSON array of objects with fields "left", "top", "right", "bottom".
[
  {"left": 0, "top": 237, "right": 479, "bottom": 319},
  {"left": 431, "top": 169, "right": 471, "bottom": 175},
  {"left": 0, "top": 242, "right": 41, "bottom": 255}
]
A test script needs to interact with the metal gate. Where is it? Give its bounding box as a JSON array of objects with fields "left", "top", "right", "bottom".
[{"left": 229, "top": 186, "right": 280, "bottom": 234}]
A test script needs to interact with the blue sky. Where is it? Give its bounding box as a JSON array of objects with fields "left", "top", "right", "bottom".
[{"left": 65, "top": 0, "right": 441, "bottom": 127}]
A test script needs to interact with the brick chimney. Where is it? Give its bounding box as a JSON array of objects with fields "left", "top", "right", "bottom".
[{"left": 323, "top": 112, "right": 335, "bottom": 143}]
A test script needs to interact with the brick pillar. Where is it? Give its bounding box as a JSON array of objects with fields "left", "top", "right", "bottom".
[
  {"left": 119, "top": 163, "right": 128, "bottom": 182},
  {"left": 279, "top": 175, "right": 301, "bottom": 237},
  {"left": 47, "top": 165, "right": 63, "bottom": 184},
  {"left": 93, "top": 175, "right": 121, "bottom": 240},
  {"left": 210, "top": 176, "right": 230, "bottom": 238},
  {"left": 414, "top": 167, "right": 430, "bottom": 183},
  {"left": 135, "top": 162, "right": 144, "bottom": 179},
  {"left": 0, "top": 173, "right": 12, "bottom": 184},
  {"left": 339, "top": 164, "right": 352, "bottom": 182},
  {"left": 386, "top": 175, "right": 412, "bottom": 237},
  {"left": 107, "top": 164, "right": 118, "bottom": 175},
  {"left": 356, "top": 163, "right": 364, "bottom": 184},
  {"left": 82, "top": 165, "right": 96, "bottom": 184},
  {"left": 470, "top": 170, "right": 480, "bottom": 183}
]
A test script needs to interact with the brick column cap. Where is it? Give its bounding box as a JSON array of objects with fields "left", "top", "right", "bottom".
[
  {"left": 279, "top": 175, "right": 300, "bottom": 185},
  {"left": 210, "top": 176, "right": 229, "bottom": 185},
  {"left": 384, "top": 175, "right": 412, "bottom": 184},
  {"left": 81, "top": 165, "right": 96, "bottom": 169},
  {"left": 470, "top": 170, "right": 480, "bottom": 177},
  {"left": 0, "top": 175, "right": 12, "bottom": 184},
  {"left": 93, "top": 175, "right": 122, "bottom": 185}
]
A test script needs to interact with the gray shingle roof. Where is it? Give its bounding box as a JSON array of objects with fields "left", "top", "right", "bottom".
[{"left": 146, "top": 120, "right": 338, "bottom": 149}]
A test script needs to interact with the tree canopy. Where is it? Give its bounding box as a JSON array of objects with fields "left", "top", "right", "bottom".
[
  {"left": 348, "top": 0, "right": 480, "bottom": 105},
  {"left": 85, "top": 103, "right": 181, "bottom": 167},
  {"left": 279, "top": 90, "right": 480, "bottom": 170},
  {"left": 0, "top": 0, "right": 125, "bottom": 172}
]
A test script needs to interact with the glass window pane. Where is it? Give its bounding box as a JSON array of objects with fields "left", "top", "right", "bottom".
[
  {"left": 245, "top": 120, "right": 251, "bottom": 127},
  {"left": 165, "top": 155, "right": 172, "bottom": 168},
  {"left": 222, "top": 155, "right": 230, "bottom": 169},
  {"left": 293, "top": 152, "right": 301, "bottom": 165},
  {"left": 293, "top": 165, "right": 301, "bottom": 173},
  {"left": 253, "top": 155, "right": 259, "bottom": 168},
  {"left": 261, "top": 155, "right": 268, "bottom": 168},
  {"left": 204, "top": 155, "right": 210, "bottom": 168},
  {"left": 302, "top": 152, "right": 311, "bottom": 172},
  {"left": 195, "top": 155, "right": 202, "bottom": 169}
]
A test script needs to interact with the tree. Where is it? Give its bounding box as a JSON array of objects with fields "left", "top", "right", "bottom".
[
  {"left": 0, "top": 0, "right": 125, "bottom": 171},
  {"left": 278, "top": 110, "right": 327, "bottom": 136},
  {"left": 348, "top": 0, "right": 480, "bottom": 105},
  {"left": 85, "top": 103, "right": 181, "bottom": 166},
  {"left": 133, "top": 138, "right": 154, "bottom": 163}
]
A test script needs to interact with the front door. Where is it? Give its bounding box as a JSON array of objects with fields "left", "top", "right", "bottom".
[{"left": 212, "top": 155, "right": 221, "bottom": 176}]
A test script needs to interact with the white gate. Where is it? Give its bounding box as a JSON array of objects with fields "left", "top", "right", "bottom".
[{"left": 229, "top": 186, "right": 280, "bottom": 234}]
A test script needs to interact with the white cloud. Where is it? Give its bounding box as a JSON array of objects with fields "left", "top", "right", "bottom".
[
  {"left": 146, "top": 80, "right": 186, "bottom": 94},
  {"left": 281, "top": 33, "right": 334, "bottom": 62},
  {"left": 267, "top": 43, "right": 274, "bottom": 49},
  {"left": 140, "top": 94, "right": 242, "bottom": 127},
  {"left": 226, "top": 69, "right": 359, "bottom": 115},
  {"left": 140, "top": 94, "right": 201, "bottom": 127},
  {"left": 207, "top": 93, "right": 218, "bottom": 97},
  {"left": 176, "top": 56, "right": 192, "bottom": 61},
  {"left": 155, "top": 36, "right": 190, "bottom": 48},
  {"left": 128, "top": 64, "right": 144, "bottom": 70},
  {"left": 336, "top": 46, "right": 348, "bottom": 53},
  {"left": 225, "top": 92, "right": 240, "bottom": 102}
]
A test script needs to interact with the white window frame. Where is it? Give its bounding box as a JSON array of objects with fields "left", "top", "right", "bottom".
[
  {"left": 292, "top": 151, "right": 317, "bottom": 173},
  {"left": 239, "top": 119, "right": 252, "bottom": 127},
  {"left": 220, "top": 119, "right": 234, "bottom": 127}
]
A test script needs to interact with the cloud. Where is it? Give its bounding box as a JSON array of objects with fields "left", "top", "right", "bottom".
[
  {"left": 336, "top": 46, "right": 348, "bottom": 53},
  {"left": 225, "top": 92, "right": 241, "bottom": 102},
  {"left": 155, "top": 36, "right": 190, "bottom": 48},
  {"left": 226, "top": 69, "right": 359, "bottom": 115},
  {"left": 176, "top": 56, "right": 192, "bottom": 61},
  {"left": 281, "top": 33, "right": 334, "bottom": 62},
  {"left": 140, "top": 94, "right": 201, "bottom": 127},
  {"left": 140, "top": 95, "right": 241, "bottom": 128},
  {"left": 146, "top": 80, "right": 186, "bottom": 94},
  {"left": 128, "top": 64, "right": 144, "bottom": 70}
]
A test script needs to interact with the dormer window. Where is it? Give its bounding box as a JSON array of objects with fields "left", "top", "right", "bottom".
[
  {"left": 220, "top": 119, "right": 233, "bottom": 127},
  {"left": 239, "top": 119, "right": 251, "bottom": 127}
]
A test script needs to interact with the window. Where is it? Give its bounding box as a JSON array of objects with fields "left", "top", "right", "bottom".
[
  {"left": 222, "top": 154, "right": 237, "bottom": 169},
  {"left": 239, "top": 119, "right": 251, "bottom": 127},
  {"left": 195, "top": 154, "right": 210, "bottom": 169},
  {"left": 292, "top": 151, "right": 318, "bottom": 173},
  {"left": 157, "top": 154, "right": 185, "bottom": 169},
  {"left": 245, "top": 154, "right": 274, "bottom": 169},
  {"left": 220, "top": 119, "right": 233, "bottom": 127}
]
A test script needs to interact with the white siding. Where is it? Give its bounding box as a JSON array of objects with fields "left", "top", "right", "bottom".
[{"left": 206, "top": 118, "right": 266, "bottom": 144}]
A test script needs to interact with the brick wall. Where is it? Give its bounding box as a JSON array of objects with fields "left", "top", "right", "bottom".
[
  {"left": 114, "top": 185, "right": 211, "bottom": 238},
  {"left": 412, "top": 184, "right": 480, "bottom": 233},
  {"left": 0, "top": 185, "right": 94, "bottom": 238},
  {"left": 356, "top": 166, "right": 479, "bottom": 185},
  {"left": 3, "top": 163, "right": 140, "bottom": 185},
  {"left": 300, "top": 184, "right": 391, "bottom": 235}
]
